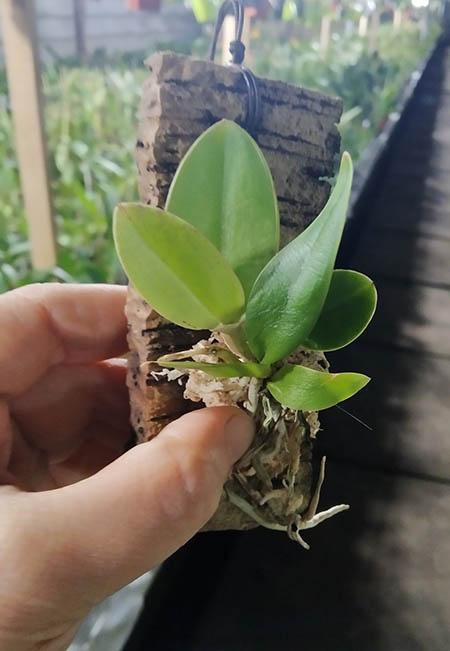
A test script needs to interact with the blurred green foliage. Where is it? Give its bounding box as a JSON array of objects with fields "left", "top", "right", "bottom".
[
  {"left": 251, "top": 22, "right": 438, "bottom": 157},
  {"left": 0, "top": 64, "right": 146, "bottom": 291},
  {"left": 0, "top": 21, "right": 438, "bottom": 291}
]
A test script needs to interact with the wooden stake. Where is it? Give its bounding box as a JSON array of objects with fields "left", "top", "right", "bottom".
[
  {"left": 368, "top": 10, "right": 380, "bottom": 53},
  {"left": 0, "top": 0, "right": 56, "bottom": 270},
  {"left": 359, "top": 14, "right": 368, "bottom": 37},
  {"left": 73, "top": 0, "right": 87, "bottom": 63},
  {"left": 393, "top": 8, "right": 403, "bottom": 31},
  {"left": 420, "top": 10, "right": 429, "bottom": 42},
  {"left": 319, "top": 14, "right": 332, "bottom": 59}
]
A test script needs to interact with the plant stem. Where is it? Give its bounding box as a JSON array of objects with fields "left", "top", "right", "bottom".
[{"left": 219, "top": 320, "right": 255, "bottom": 361}]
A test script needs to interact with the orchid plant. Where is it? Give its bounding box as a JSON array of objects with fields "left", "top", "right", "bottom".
[{"left": 113, "top": 119, "right": 376, "bottom": 412}]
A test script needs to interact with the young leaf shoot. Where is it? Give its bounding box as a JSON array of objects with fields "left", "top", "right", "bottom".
[
  {"left": 157, "top": 359, "right": 272, "bottom": 379},
  {"left": 245, "top": 152, "right": 354, "bottom": 365}
]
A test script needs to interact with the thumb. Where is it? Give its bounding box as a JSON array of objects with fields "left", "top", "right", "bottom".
[{"left": 8, "top": 407, "right": 253, "bottom": 613}]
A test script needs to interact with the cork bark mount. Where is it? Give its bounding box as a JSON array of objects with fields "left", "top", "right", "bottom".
[{"left": 126, "top": 52, "right": 343, "bottom": 539}]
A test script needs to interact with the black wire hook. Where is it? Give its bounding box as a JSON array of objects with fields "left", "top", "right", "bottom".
[{"left": 209, "top": 0, "right": 262, "bottom": 133}]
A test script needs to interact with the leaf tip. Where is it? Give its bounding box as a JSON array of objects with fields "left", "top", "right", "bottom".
[
  {"left": 357, "top": 373, "right": 371, "bottom": 388},
  {"left": 340, "top": 150, "right": 353, "bottom": 175},
  {"left": 113, "top": 201, "right": 139, "bottom": 224}
]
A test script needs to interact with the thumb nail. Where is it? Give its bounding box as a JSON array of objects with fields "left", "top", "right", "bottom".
[{"left": 224, "top": 412, "right": 254, "bottom": 464}]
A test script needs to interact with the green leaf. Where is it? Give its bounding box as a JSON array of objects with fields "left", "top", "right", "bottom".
[
  {"left": 113, "top": 203, "right": 245, "bottom": 330},
  {"left": 267, "top": 364, "right": 370, "bottom": 411},
  {"left": 166, "top": 120, "right": 279, "bottom": 297},
  {"left": 245, "top": 153, "right": 353, "bottom": 364},
  {"left": 304, "top": 269, "right": 377, "bottom": 352},
  {"left": 157, "top": 359, "right": 272, "bottom": 379}
]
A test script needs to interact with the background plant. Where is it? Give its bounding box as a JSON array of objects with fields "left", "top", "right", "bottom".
[
  {"left": 249, "top": 21, "right": 438, "bottom": 156},
  {"left": 0, "top": 19, "right": 438, "bottom": 291},
  {"left": 0, "top": 63, "right": 146, "bottom": 292}
]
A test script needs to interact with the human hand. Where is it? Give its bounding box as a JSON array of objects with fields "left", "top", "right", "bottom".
[{"left": 0, "top": 284, "right": 253, "bottom": 651}]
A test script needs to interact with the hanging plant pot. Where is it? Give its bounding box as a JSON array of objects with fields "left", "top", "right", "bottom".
[{"left": 127, "top": 0, "right": 162, "bottom": 11}]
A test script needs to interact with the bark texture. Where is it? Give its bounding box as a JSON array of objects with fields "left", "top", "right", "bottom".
[{"left": 126, "top": 51, "right": 343, "bottom": 532}]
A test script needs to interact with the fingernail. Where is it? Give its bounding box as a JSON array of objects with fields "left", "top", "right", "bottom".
[{"left": 224, "top": 412, "right": 254, "bottom": 464}]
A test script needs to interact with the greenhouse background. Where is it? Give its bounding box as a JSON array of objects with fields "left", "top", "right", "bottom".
[{"left": 0, "top": 0, "right": 445, "bottom": 291}]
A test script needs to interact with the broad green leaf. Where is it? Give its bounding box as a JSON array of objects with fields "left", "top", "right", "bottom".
[
  {"left": 157, "top": 359, "right": 272, "bottom": 379},
  {"left": 114, "top": 203, "right": 245, "bottom": 330},
  {"left": 166, "top": 120, "right": 279, "bottom": 297},
  {"left": 245, "top": 153, "right": 353, "bottom": 364},
  {"left": 304, "top": 269, "right": 377, "bottom": 351},
  {"left": 267, "top": 364, "right": 370, "bottom": 411}
]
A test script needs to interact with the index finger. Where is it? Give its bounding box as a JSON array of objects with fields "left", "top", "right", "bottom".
[{"left": 0, "top": 284, "right": 128, "bottom": 396}]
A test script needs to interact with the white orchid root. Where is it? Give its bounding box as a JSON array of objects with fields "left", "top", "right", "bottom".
[{"left": 149, "top": 337, "right": 349, "bottom": 547}]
